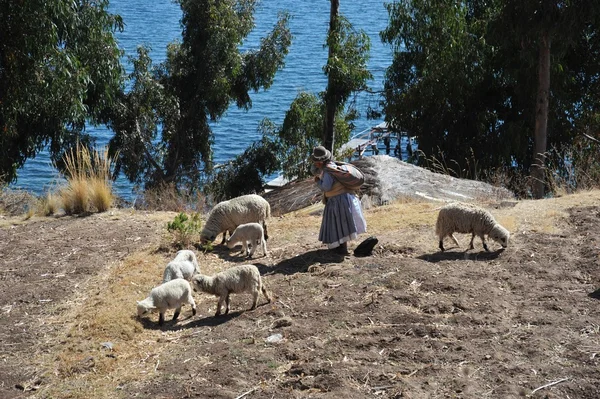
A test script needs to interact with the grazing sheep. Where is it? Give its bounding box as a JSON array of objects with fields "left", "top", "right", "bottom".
[
  {"left": 192, "top": 264, "right": 271, "bottom": 316},
  {"left": 226, "top": 222, "right": 268, "bottom": 258},
  {"left": 137, "top": 278, "right": 197, "bottom": 325},
  {"left": 436, "top": 202, "right": 510, "bottom": 252},
  {"left": 200, "top": 194, "right": 270, "bottom": 245},
  {"left": 162, "top": 250, "right": 200, "bottom": 283}
]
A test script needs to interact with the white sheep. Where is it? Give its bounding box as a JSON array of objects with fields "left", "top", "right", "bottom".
[
  {"left": 226, "top": 222, "right": 268, "bottom": 258},
  {"left": 200, "top": 194, "right": 270, "bottom": 245},
  {"left": 137, "top": 278, "right": 197, "bottom": 325},
  {"left": 436, "top": 202, "right": 510, "bottom": 252},
  {"left": 192, "top": 264, "right": 271, "bottom": 317},
  {"left": 162, "top": 249, "right": 200, "bottom": 283}
]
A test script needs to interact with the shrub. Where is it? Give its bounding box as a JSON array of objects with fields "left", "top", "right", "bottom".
[
  {"left": 167, "top": 212, "right": 202, "bottom": 249},
  {"left": 56, "top": 143, "right": 116, "bottom": 214},
  {"left": 135, "top": 183, "right": 204, "bottom": 212}
]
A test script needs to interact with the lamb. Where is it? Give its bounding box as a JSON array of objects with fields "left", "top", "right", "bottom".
[
  {"left": 200, "top": 194, "right": 270, "bottom": 245},
  {"left": 436, "top": 202, "right": 510, "bottom": 252},
  {"left": 226, "top": 222, "right": 268, "bottom": 258},
  {"left": 137, "top": 278, "right": 197, "bottom": 325},
  {"left": 191, "top": 264, "right": 271, "bottom": 317},
  {"left": 162, "top": 249, "right": 200, "bottom": 283}
]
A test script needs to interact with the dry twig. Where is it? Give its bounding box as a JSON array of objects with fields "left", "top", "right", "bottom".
[
  {"left": 234, "top": 386, "right": 258, "bottom": 399},
  {"left": 530, "top": 377, "right": 570, "bottom": 395}
]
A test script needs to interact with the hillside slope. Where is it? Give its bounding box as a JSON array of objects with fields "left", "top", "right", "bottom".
[{"left": 1, "top": 190, "right": 600, "bottom": 399}]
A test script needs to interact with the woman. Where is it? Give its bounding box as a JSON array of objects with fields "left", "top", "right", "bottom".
[{"left": 311, "top": 146, "right": 367, "bottom": 255}]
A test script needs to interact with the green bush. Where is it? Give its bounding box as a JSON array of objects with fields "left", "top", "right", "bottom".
[{"left": 167, "top": 212, "right": 202, "bottom": 249}]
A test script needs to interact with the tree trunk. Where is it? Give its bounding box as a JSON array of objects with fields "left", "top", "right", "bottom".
[
  {"left": 532, "top": 31, "right": 551, "bottom": 199},
  {"left": 323, "top": 0, "right": 340, "bottom": 152}
]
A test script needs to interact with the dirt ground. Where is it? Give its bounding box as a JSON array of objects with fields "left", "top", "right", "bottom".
[{"left": 1, "top": 191, "right": 600, "bottom": 399}]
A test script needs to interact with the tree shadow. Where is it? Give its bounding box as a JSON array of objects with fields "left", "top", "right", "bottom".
[
  {"left": 252, "top": 248, "right": 346, "bottom": 276},
  {"left": 417, "top": 248, "right": 504, "bottom": 263}
]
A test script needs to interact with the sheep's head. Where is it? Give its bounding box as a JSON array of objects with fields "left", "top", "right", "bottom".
[
  {"left": 191, "top": 275, "right": 210, "bottom": 293},
  {"left": 225, "top": 238, "right": 236, "bottom": 249},
  {"left": 200, "top": 234, "right": 215, "bottom": 245},
  {"left": 136, "top": 300, "right": 156, "bottom": 317},
  {"left": 489, "top": 225, "right": 510, "bottom": 248}
]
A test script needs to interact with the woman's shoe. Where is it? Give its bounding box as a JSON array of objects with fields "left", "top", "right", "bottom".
[{"left": 335, "top": 242, "right": 350, "bottom": 255}]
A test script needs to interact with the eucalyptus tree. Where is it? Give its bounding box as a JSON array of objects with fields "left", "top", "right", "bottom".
[
  {"left": 489, "top": 0, "right": 600, "bottom": 197},
  {"left": 323, "top": 1, "right": 372, "bottom": 151},
  {"left": 0, "top": 0, "right": 123, "bottom": 183},
  {"left": 204, "top": 1, "right": 373, "bottom": 199},
  {"left": 382, "top": 0, "right": 600, "bottom": 197},
  {"left": 381, "top": 0, "right": 501, "bottom": 178},
  {"left": 273, "top": 2, "right": 372, "bottom": 176},
  {"left": 108, "top": 0, "right": 291, "bottom": 189}
]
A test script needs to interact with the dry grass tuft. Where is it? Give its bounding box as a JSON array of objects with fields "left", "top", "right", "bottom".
[
  {"left": 135, "top": 183, "right": 205, "bottom": 212},
  {"left": 38, "top": 192, "right": 60, "bottom": 216},
  {"left": 56, "top": 144, "right": 116, "bottom": 214},
  {"left": 89, "top": 177, "right": 114, "bottom": 212}
]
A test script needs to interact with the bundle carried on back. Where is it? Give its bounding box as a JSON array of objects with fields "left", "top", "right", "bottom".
[{"left": 323, "top": 161, "right": 365, "bottom": 191}]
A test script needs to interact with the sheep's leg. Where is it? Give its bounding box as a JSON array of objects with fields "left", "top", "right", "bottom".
[
  {"left": 225, "top": 292, "right": 231, "bottom": 315},
  {"left": 261, "top": 238, "right": 268, "bottom": 257},
  {"left": 481, "top": 235, "right": 490, "bottom": 252},
  {"left": 263, "top": 221, "right": 269, "bottom": 240},
  {"left": 215, "top": 297, "right": 224, "bottom": 317},
  {"left": 172, "top": 306, "right": 181, "bottom": 321},
  {"left": 159, "top": 312, "right": 165, "bottom": 326},
  {"left": 242, "top": 241, "right": 249, "bottom": 256},
  {"left": 438, "top": 236, "right": 445, "bottom": 252},
  {"left": 248, "top": 240, "right": 257, "bottom": 257},
  {"left": 251, "top": 289, "right": 259, "bottom": 310},
  {"left": 189, "top": 294, "right": 197, "bottom": 316},
  {"left": 469, "top": 234, "right": 476, "bottom": 250},
  {"left": 261, "top": 285, "right": 272, "bottom": 303}
]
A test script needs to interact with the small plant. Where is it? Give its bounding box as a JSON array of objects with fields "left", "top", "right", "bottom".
[{"left": 167, "top": 212, "right": 202, "bottom": 248}]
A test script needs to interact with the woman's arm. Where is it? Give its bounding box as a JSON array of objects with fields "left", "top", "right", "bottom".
[{"left": 315, "top": 171, "right": 335, "bottom": 192}]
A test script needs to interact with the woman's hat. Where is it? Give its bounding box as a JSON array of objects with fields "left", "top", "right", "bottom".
[{"left": 311, "top": 146, "right": 332, "bottom": 162}]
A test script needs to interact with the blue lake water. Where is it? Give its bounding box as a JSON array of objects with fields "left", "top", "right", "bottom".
[{"left": 10, "top": 0, "right": 393, "bottom": 201}]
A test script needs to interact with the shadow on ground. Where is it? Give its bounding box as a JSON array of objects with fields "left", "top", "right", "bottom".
[{"left": 417, "top": 248, "right": 504, "bottom": 263}]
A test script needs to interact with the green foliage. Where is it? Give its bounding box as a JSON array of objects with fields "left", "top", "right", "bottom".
[
  {"left": 167, "top": 212, "right": 202, "bottom": 249},
  {"left": 380, "top": 0, "right": 600, "bottom": 192},
  {"left": 323, "top": 13, "right": 372, "bottom": 149},
  {"left": 108, "top": 1, "right": 291, "bottom": 190},
  {"left": 0, "top": 0, "right": 124, "bottom": 183},
  {"left": 203, "top": 136, "right": 280, "bottom": 203},
  {"left": 180, "top": 5, "right": 370, "bottom": 193},
  {"left": 324, "top": 15, "right": 372, "bottom": 107}
]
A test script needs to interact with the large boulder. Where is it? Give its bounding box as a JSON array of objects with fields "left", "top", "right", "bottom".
[{"left": 263, "top": 155, "right": 514, "bottom": 216}]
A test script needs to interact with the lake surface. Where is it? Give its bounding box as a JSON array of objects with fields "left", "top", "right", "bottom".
[{"left": 11, "top": 0, "right": 393, "bottom": 200}]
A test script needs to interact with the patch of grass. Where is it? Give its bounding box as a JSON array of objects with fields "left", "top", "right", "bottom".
[
  {"left": 31, "top": 250, "right": 169, "bottom": 399},
  {"left": 56, "top": 143, "right": 117, "bottom": 215},
  {"left": 38, "top": 192, "right": 60, "bottom": 216},
  {"left": 366, "top": 199, "right": 437, "bottom": 235},
  {"left": 89, "top": 177, "right": 114, "bottom": 212},
  {"left": 60, "top": 177, "right": 89, "bottom": 215}
]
